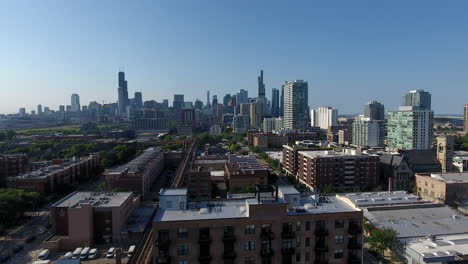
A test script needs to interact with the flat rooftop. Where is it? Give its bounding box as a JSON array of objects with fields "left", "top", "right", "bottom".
[
  {"left": 13, "top": 156, "right": 94, "bottom": 179},
  {"left": 407, "top": 234, "right": 468, "bottom": 262},
  {"left": 159, "top": 188, "right": 187, "bottom": 196},
  {"left": 365, "top": 204, "right": 468, "bottom": 239},
  {"left": 107, "top": 147, "right": 161, "bottom": 174},
  {"left": 338, "top": 191, "right": 426, "bottom": 208},
  {"left": 227, "top": 155, "right": 267, "bottom": 172},
  {"left": 52, "top": 191, "right": 132, "bottom": 208},
  {"left": 154, "top": 193, "right": 360, "bottom": 222},
  {"left": 298, "top": 149, "right": 375, "bottom": 158},
  {"left": 423, "top": 172, "right": 468, "bottom": 184}
]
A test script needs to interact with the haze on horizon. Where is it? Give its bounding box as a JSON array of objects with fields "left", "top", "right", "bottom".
[{"left": 1, "top": 0, "right": 468, "bottom": 115}]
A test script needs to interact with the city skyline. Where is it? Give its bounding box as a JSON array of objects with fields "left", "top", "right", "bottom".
[{"left": 2, "top": 1, "right": 468, "bottom": 114}]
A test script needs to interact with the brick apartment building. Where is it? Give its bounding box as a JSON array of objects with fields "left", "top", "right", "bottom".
[
  {"left": 283, "top": 142, "right": 330, "bottom": 176},
  {"left": 105, "top": 147, "right": 164, "bottom": 199},
  {"left": 153, "top": 185, "right": 363, "bottom": 264},
  {"left": 225, "top": 155, "right": 269, "bottom": 192},
  {"left": 416, "top": 172, "right": 468, "bottom": 207},
  {"left": 296, "top": 150, "right": 380, "bottom": 192},
  {"left": 7, "top": 154, "right": 99, "bottom": 193},
  {"left": 45, "top": 191, "right": 140, "bottom": 251},
  {"left": 0, "top": 154, "right": 29, "bottom": 187},
  {"left": 247, "top": 131, "right": 321, "bottom": 149}
]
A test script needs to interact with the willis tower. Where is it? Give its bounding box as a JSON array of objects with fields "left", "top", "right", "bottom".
[{"left": 118, "top": 71, "right": 129, "bottom": 116}]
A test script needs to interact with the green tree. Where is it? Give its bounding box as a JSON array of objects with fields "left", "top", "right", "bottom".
[
  {"left": 367, "top": 227, "right": 398, "bottom": 255},
  {"left": 237, "top": 184, "right": 257, "bottom": 193}
]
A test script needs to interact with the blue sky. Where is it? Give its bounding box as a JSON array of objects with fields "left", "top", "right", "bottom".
[{"left": 1, "top": 0, "right": 467, "bottom": 115}]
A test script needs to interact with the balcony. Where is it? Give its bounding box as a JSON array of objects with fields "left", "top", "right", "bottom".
[
  {"left": 198, "top": 235, "right": 212, "bottom": 244},
  {"left": 281, "top": 247, "right": 295, "bottom": 255},
  {"left": 260, "top": 230, "right": 275, "bottom": 240},
  {"left": 223, "top": 251, "right": 237, "bottom": 260},
  {"left": 156, "top": 239, "right": 170, "bottom": 250},
  {"left": 281, "top": 231, "right": 296, "bottom": 239},
  {"left": 348, "top": 239, "right": 362, "bottom": 250},
  {"left": 198, "top": 255, "right": 212, "bottom": 264},
  {"left": 260, "top": 248, "right": 274, "bottom": 257},
  {"left": 314, "top": 228, "right": 329, "bottom": 236},
  {"left": 223, "top": 232, "right": 236, "bottom": 242},
  {"left": 157, "top": 255, "right": 170, "bottom": 264},
  {"left": 348, "top": 223, "right": 362, "bottom": 234}
]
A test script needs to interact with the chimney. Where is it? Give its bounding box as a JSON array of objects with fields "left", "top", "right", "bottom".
[
  {"left": 388, "top": 178, "right": 393, "bottom": 193},
  {"left": 115, "top": 247, "right": 122, "bottom": 264}
]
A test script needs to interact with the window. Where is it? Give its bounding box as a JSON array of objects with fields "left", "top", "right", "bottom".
[
  {"left": 245, "top": 241, "right": 255, "bottom": 251},
  {"left": 296, "top": 237, "right": 301, "bottom": 248},
  {"left": 177, "top": 228, "right": 188, "bottom": 238},
  {"left": 244, "top": 256, "right": 255, "bottom": 264},
  {"left": 245, "top": 224, "right": 255, "bottom": 234},
  {"left": 177, "top": 245, "right": 189, "bottom": 256},
  {"left": 305, "top": 237, "right": 310, "bottom": 247},
  {"left": 296, "top": 221, "right": 301, "bottom": 231},
  {"left": 305, "top": 252, "right": 310, "bottom": 261},
  {"left": 261, "top": 224, "right": 271, "bottom": 233},
  {"left": 334, "top": 249, "right": 344, "bottom": 259},
  {"left": 335, "top": 220, "right": 344, "bottom": 228},
  {"left": 296, "top": 252, "right": 301, "bottom": 262},
  {"left": 282, "top": 239, "right": 292, "bottom": 249},
  {"left": 335, "top": 235, "right": 344, "bottom": 244},
  {"left": 305, "top": 221, "right": 310, "bottom": 231}
]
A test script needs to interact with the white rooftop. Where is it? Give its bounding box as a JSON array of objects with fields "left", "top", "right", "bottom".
[
  {"left": 407, "top": 234, "right": 468, "bottom": 262},
  {"left": 154, "top": 187, "right": 360, "bottom": 222},
  {"left": 339, "top": 191, "right": 426, "bottom": 208},
  {"left": 159, "top": 188, "right": 187, "bottom": 196},
  {"left": 298, "top": 149, "right": 373, "bottom": 158},
  {"left": 52, "top": 191, "right": 132, "bottom": 208}
]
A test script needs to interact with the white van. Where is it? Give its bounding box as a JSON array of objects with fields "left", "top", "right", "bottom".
[
  {"left": 127, "top": 245, "right": 135, "bottom": 257},
  {"left": 72, "top": 247, "right": 83, "bottom": 259},
  {"left": 88, "top": 248, "right": 98, "bottom": 259},
  {"left": 106, "top": 247, "right": 115, "bottom": 258},
  {"left": 37, "top": 249, "right": 50, "bottom": 260},
  {"left": 63, "top": 252, "right": 72, "bottom": 259},
  {"left": 80, "top": 247, "right": 90, "bottom": 259}
]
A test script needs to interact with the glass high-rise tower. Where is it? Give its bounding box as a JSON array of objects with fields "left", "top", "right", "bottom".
[
  {"left": 117, "top": 71, "right": 129, "bottom": 115},
  {"left": 403, "top": 90, "right": 431, "bottom": 110},
  {"left": 283, "top": 80, "right": 308, "bottom": 131}
]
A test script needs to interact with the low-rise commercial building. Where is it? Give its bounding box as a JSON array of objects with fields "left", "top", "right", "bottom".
[
  {"left": 225, "top": 155, "right": 269, "bottom": 192},
  {"left": 416, "top": 172, "right": 468, "bottom": 206},
  {"left": 406, "top": 234, "right": 468, "bottom": 264},
  {"left": 153, "top": 186, "right": 363, "bottom": 264},
  {"left": 105, "top": 148, "right": 164, "bottom": 199},
  {"left": 7, "top": 155, "right": 99, "bottom": 194},
  {"left": 45, "top": 191, "right": 140, "bottom": 251},
  {"left": 296, "top": 150, "right": 380, "bottom": 192}
]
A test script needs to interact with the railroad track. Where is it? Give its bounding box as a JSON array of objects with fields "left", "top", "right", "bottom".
[
  {"left": 128, "top": 229, "right": 153, "bottom": 264},
  {"left": 171, "top": 139, "right": 196, "bottom": 188}
]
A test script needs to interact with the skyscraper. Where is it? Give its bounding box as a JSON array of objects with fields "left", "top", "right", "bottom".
[
  {"left": 117, "top": 71, "right": 129, "bottom": 115},
  {"left": 71, "top": 94, "right": 80, "bottom": 112},
  {"left": 464, "top": 104, "right": 468, "bottom": 133},
  {"left": 206, "top": 91, "right": 210, "bottom": 107},
  {"left": 258, "top": 70, "right": 265, "bottom": 99},
  {"left": 271, "top": 88, "right": 280, "bottom": 118},
  {"left": 387, "top": 106, "right": 434, "bottom": 150},
  {"left": 352, "top": 116, "right": 385, "bottom": 148},
  {"left": 249, "top": 101, "right": 263, "bottom": 128},
  {"left": 283, "top": 80, "right": 309, "bottom": 131},
  {"left": 223, "top": 94, "right": 231, "bottom": 107},
  {"left": 37, "top": 104, "right": 42, "bottom": 115},
  {"left": 236, "top": 89, "right": 248, "bottom": 104},
  {"left": 134, "top": 92, "right": 143, "bottom": 109},
  {"left": 364, "top": 101, "right": 385, "bottom": 120},
  {"left": 310, "top": 106, "right": 338, "bottom": 130},
  {"left": 280, "top": 86, "right": 284, "bottom": 117},
  {"left": 173, "top": 94, "right": 184, "bottom": 120},
  {"left": 403, "top": 90, "right": 431, "bottom": 110}
]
